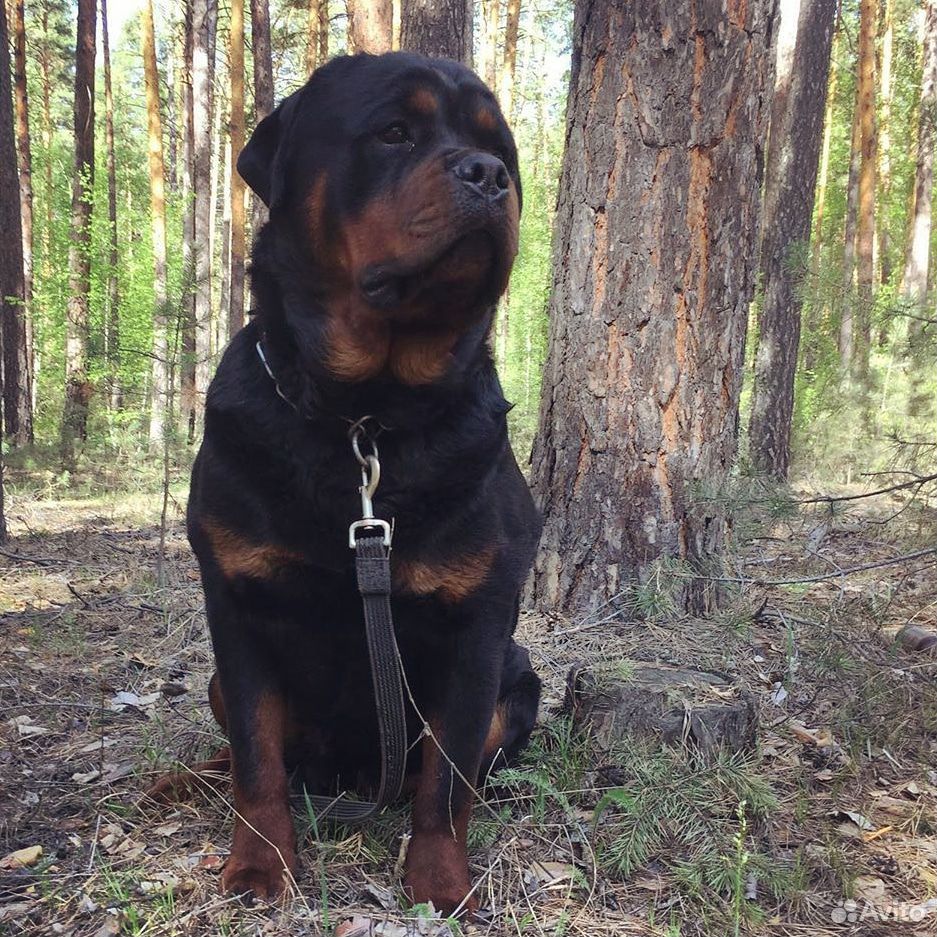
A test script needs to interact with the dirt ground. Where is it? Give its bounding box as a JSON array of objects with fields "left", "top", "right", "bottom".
[{"left": 1, "top": 474, "right": 936, "bottom": 937}]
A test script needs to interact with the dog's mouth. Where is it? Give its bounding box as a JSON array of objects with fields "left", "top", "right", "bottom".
[{"left": 358, "top": 229, "right": 500, "bottom": 313}]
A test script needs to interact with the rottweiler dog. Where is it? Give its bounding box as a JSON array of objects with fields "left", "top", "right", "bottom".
[{"left": 165, "top": 52, "right": 543, "bottom": 915}]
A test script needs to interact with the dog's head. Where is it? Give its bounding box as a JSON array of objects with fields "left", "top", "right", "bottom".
[{"left": 239, "top": 53, "right": 521, "bottom": 385}]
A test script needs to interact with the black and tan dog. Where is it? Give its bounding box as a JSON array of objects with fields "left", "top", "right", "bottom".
[{"left": 155, "top": 53, "right": 542, "bottom": 915}]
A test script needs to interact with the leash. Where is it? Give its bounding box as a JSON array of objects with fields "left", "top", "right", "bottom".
[
  {"left": 298, "top": 414, "right": 409, "bottom": 822},
  {"left": 255, "top": 339, "right": 408, "bottom": 820}
]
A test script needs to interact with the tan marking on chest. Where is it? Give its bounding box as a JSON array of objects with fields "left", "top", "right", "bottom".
[
  {"left": 202, "top": 519, "right": 304, "bottom": 580},
  {"left": 393, "top": 546, "right": 496, "bottom": 603}
]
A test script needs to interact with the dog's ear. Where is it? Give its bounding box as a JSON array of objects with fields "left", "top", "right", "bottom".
[{"left": 237, "top": 90, "right": 301, "bottom": 209}]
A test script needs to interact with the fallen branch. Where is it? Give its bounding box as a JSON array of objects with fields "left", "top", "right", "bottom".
[{"left": 681, "top": 547, "right": 937, "bottom": 587}]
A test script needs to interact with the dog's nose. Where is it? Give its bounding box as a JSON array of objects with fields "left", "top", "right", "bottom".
[{"left": 454, "top": 153, "right": 510, "bottom": 201}]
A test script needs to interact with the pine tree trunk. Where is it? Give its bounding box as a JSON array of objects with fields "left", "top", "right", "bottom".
[
  {"left": 811, "top": 23, "right": 838, "bottom": 276},
  {"left": 319, "top": 0, "right": 329, "bottom": 62},
  {"left": 39, "top": 6, "right": 53, "bottom": 285},
  {"left": 181, "top": 0, "right": 198, "bottom": 440},
  {"left": 101, "top": 0, "right": 122, "bottom": 411},
  {"left": 192, "top": 0, "right": 218, "bottom": 409},
  {"left": 250, "top": 0, "right": 273, "bottom": 239},
  {"left": 749, "top": 0, "right": 836, "bottom": 479},
  {"left": 143, "top": 0, "right": 170, "bottom": 445},
  {"left": 6, "top": 0, "right": 33, "bottom": 446},
  {"left": 219, "top": 137, "right": 232, "bottom": 345},
  {"left": 481, "top": 0, "right": 500, "bottom": 89},
  {"left": 902, "top": 0, "right": 937, "bottom": 306},
  {"left": 229, "top": 0, "right": 246, "bottom": 340},
  {"left": 400, "top": 0, "right": 472, "bottom": 64},
  {"left": 348, "top": 0, "right": 392, "bottom": 53},
  {"left": 854, "top": 0, "right": 877, "bottom": 382},
  {"left": 878, "top": 0, "right": 893, "bottom": 289},
  {"left": 529, "top": 0, "right": 775, "bottom": 616},
  {"left": 307, "top": 0, "right": 321, "bottom": 71},
  {"left": 61, "top": 0, "right": 97, "bottom": 471},
  {"left": 839, "top": 95, "right": 861, "bottom": 370},
  {"left": 0, "top": 0, "right": 25, "bottom": 524},
  {"left": 499, "top": 0, "right": 521, "bottom": 120}
]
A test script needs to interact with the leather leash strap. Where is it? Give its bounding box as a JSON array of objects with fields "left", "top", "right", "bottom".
[{"left": 304, "top": 445, "right": 409, "bottom": 822}]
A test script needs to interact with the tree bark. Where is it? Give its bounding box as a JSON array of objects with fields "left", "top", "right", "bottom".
[
  {"left": 143, "top": 0, "right": 170, "bottom": 445},
  {"left": 748, "top": 0, "right": 836, "bottom": 479},
  {"left": 348, "top": 0, "right": 392, "bottom": 53},
  {"left": 480, "top": 0, "right": 500, "bottom": 88},
  {"left": 181, "top": 0, "right": 198, "bottom": 440},
  {"left": 6, "top": 0, "right": 33, "bottom": 446},
  {"left": 400, "top": 0, "right": 472, "bottom": 64},
  {"left": 39, "top": 4, "right": 53, "bottom": 286},
  {"left": 1, "top": 0, "right": 25, "bottom": 532},
  {"left": 499, "top": 0, "right": 521, "bottom": 120},
  {"left": 101, "top": 0, "right": 122, "bottom": 411},
  {"left": 854, "top": 0, "right": 876, "bottom": 382},
  {"left": 878, "top": 0, "right": 893, "bottom": 288},
  {"left": 529, "top": 0, "right": 776, "bottom": 616},
  {"left": 60, "top": 0, "right": 96, "bottom": 471},
  {"left": 306, "top": 0, "right": 329, "bottom": 71},
  {"left": 810, "top": 21, "right": 838, "bottom": 276},
  {"left": 839, "top": 92, "right": 861, "bottom": 370},
  {"left": 192, "top": 0, "right": 218, "bottom": 408},
  {"left": 250, "top": 0, "right": 273, "bottom": 239},
  {"left": 229, "top": 0, "right": 246, "bottom": 340},
  {"left": 902, "top": 0, "right": 937, "bottom": 307}
]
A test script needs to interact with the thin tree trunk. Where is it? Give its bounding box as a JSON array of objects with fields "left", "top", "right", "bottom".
[
  {"left": 220, "top": 140, "right": 232, "bottom": 347},
  {"left": 228, "top": 0, "right": 246, "bottom": 340},
  {"left": 348, "top": 0, "right": 392, "bottom": 52},
  {"left": 181, "top": 0, "right": 198, "bottom": 440},
  {"left": 306, "top": 0, "right": 321, "bottom": 70},
  {"left": 499, "top": 0, "right": 521, "bottom": 120},
  {"left": 250, "top": 0, "right": 273, "bottom": 240},
  {"left": 749, "top": 0, "right": 837, "bottom": 479},
  {"left": 6, "top": 0, "right": 33, "bottom": 446},
  {"left": 192, "top": 0, "right": 218, "bottom": 407},
  {"left": 839, "top": 92, "right": 861, "bottom": 370},
  {"left": 210, "top": 87, "right": 225, "bottom": 353},
  {"left": 39, "top": 5, "right": 52, "bottom": 283},
  {"left": 320, "top": 0, "right": 329, "bottom": 62},
  {"left": 61, "top": 0, "right": 97, "bottom": 471},
  {"left": 811, "top": 23, "right": 838, "bottom": 275},
  {"left": 854, "top": 0, "right": 877, "bottom": 382},
  {"left": 1, "top": 0, "right": 25, "bottom": 531},
  {"left": 143, "top": 0, "right": 170, "bottom": 445},
  {"left": 902, "top": 0, "right": 937, "bottom": 306},
  {"left": 481, "top": 0, "right": 500, "bottom": 89},
  {"left": 529, "top": 0, "right": 775, "bottom": 615},
  {"left": 101, "top": 0, "right": 122, "bottom": 411},
  {"left": 878, "top": 0, "right": 893, "bottom": 288},
  {"left": 400, "top": 0, "right": 472, "bottom": 64}
]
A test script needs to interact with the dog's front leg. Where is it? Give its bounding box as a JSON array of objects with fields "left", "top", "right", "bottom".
[
  {"left": 206, "top": 589, "right": 297, "bottom": 901},
  {"left": 404, "top": 625, "right": 506, "bottom": 917}
]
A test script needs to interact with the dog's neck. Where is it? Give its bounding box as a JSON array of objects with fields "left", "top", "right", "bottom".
[{"left": 248, "top": 225, "right": 501, "bottom": 431}]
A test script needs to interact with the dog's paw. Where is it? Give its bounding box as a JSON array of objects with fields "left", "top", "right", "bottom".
[
  {"left": 404, "top": 833, "right": 476, "bottom": 917},
  {"left": 221, "top": 853, "right": 290, "bottom": 903}
]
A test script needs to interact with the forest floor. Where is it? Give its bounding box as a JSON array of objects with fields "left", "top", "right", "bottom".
[{"left": 1, "top": 464, "right": 936, "bottom": 937}]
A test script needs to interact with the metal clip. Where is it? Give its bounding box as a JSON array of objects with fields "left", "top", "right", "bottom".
[{"left": 348, "top": 437, "right": 392, "bottom": 548}]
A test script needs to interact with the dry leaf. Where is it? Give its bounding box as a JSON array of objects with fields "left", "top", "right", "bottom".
[
  {"left": 530, "top": 860, "right": 578, "bottom": 884},
  {"left": 335, "top": 917, "right": 373, "bottom": 937},
  {"left": 854, "top": 875, "right": 886, "bottom": 902},
  {"left": 0, "top": 845, "right": 43, "bottom": 869},
  {"left": 71, "top": 769, "right": 101, "bottom": 784}
]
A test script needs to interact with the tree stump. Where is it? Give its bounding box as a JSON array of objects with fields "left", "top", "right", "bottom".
[{"left": 564, "top": 662, "right": 758, "bottom": 758}]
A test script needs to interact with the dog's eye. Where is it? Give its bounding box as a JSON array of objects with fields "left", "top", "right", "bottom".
[{"left": 378, "top": 122, "right": 411, "bottom": 146}]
